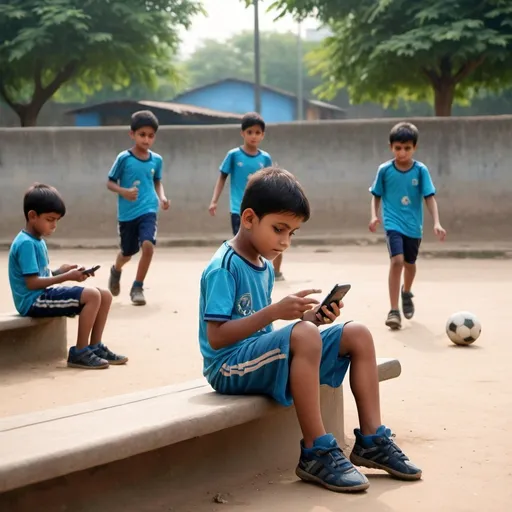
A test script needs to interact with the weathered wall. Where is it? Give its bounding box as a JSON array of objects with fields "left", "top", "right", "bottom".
[{"left": 0, "top": 116, "right": 511, "bottom": 242}]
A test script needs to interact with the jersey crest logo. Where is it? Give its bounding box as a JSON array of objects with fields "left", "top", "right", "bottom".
[
  {"left": 237, "top": 161, "right": 244, "bottom": 167},
  {"left": 237, "top": 293, "right": 254, "bottom": 317},
  {"left": 401, "top": 196, "right": 411, "bottom": 206},
  {"left": 411, "top": 178, "right": 418, "bottom": 186}
]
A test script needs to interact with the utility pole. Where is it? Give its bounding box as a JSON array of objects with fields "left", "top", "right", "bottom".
[
  {"left": 297, "top": 21, "right": 304, "bottom": 121},
  {"left": 253, "top": 0, "right": 262, "bottom": 113}
]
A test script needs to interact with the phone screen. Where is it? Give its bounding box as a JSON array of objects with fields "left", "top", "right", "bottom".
[{"left": 320, "top": 284, "right": 351, "bottom": 311}]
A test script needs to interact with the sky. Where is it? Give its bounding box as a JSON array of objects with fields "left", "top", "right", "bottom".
[{"left": 179, "top": 0, "right": 321, "bottom": 56}]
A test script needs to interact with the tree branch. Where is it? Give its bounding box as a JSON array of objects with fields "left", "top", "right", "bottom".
[
  {"left": 453, "top": 56, "right": 486, "bottom": 83},
  {"left": 421, "top": 67, "right": 439, "bottom": 87},
  {"left": 38, "top": 61, "right": 79, "bottom": 101}
]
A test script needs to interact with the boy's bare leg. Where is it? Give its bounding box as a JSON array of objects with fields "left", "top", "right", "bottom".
[
  {"left": 134, "top": 241, "right": 154, "bottom": 283},
  {"left": 76, "top": 288, "right": 101, "bottom": 349},
  {"left": 388, "top": 255, "right": 404, "bottom": 310},
  {"left": 90, "top": 289, "right": 113, "bottom": 345},
  {"left": 339, "top": 323, "right": 381, "bottom": 434},
  {"left": 289, "top": 321, "right": 326, "bottom": 447},
  {"left": 114, "top": 252, "right": 131, "bottom": 272},
  {"left": 403, "top": 262, "right": 416, "bottom": 292}
]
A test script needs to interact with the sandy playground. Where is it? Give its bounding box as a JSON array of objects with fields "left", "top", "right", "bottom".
[{"left": 0, "top": 245, "right": 511, "bottom": 511}]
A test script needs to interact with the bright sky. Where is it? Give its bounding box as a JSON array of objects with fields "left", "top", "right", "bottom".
[{"left": 179, "top": 0, "right": 320, "bottom": 56}]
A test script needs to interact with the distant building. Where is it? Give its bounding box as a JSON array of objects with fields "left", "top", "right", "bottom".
[
  {"left": 67, "top": 100, "right": 243, "bottom": 127},
  {"left": 172, "top": 78, "right": 345, "bottom": 123}
]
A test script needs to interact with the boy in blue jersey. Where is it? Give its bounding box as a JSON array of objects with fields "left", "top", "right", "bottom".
[
  {"left": 208, "top": 112, "right": 285, "bottom": 281},
  {"left": 199, "top": 168, "right": 421, "bottom": 493},
  {"left": 369, "top": 122, "right": 446, "bottom": 330},
  {"left": 8, "top": 184, "right": 127, "bottom": 369},
  {"left": 107, "top": 111, "right": 170, "bottom": 306}
]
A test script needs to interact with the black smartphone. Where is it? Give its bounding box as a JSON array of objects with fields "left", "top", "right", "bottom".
[
  {"left": 319, "top": 284, "right": 351, "bottom": 318},
  {"left": 82, "top": 265, "right": 100, "bottom": 275}
]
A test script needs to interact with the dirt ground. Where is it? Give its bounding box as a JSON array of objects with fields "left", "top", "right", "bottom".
[{"left": 1, "top": 246, "right": 511, "bottom": 511}]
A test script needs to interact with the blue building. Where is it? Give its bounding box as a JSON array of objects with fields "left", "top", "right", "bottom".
[{"left": 172, "top": 78, "right": 345, "bottom": 123}]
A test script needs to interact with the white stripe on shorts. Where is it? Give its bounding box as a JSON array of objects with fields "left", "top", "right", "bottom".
[{"left": 220, "top": 349, "right": 286, "bottom": 377}]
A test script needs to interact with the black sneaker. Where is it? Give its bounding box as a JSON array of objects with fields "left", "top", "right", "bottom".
[
  {"left": 401, "top": 287, "right": 415, "bottom": 319},
  {"left": 109, "top": 266, "right": 121, "bottom": 297},
  {"left": 350, "top": 426, "right": 422, "bottom": 481},
  {"left": 67, "top": 347, "right": 109, "bottom": 369},
  {"left": 385, "top": 309, "right": 402, "bottom": 330},
  {"left": 92, "top": 343, "right": 128, "bottom": 365},
  {"left": 296, "top": 433, "right": 369, "bottom": 492}
]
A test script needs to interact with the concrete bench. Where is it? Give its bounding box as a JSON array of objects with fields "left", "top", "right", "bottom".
[
  {"left": 0, "top": 314, "right": 67, "bottom": 368},
  {"left": 0, "top": 357, "right": 401, "bottom": 510}
]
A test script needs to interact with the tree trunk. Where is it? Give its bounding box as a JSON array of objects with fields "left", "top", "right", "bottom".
[
  {"left": 17, "top": 104, "right": 43, "bottom": 127},
  {"left": 433, "top": 80, "right": 455, "bottom": 117}
]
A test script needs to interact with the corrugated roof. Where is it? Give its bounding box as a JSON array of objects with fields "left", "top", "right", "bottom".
[
  {"left": 68, "top": 100, "right": 243, "bottom": 120},
  {"left": 173, "top": 78, "right": 345, "bottom": 113}
]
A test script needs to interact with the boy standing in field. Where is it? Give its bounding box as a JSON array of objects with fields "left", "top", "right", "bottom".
[
  {"left": 107, "top": 110, "right": 170, "bottom": 306},
  {"left": 369, "top": 122, "right": 446, "bottom": 330},
  {"left": 208, "top": 112, "right": 285, "bottom": 281},
  {"left": 199, "top": 168, "right": 421, "bottom": 493},
  {"left": 9, "top": 184, "right": 127, "bottom": 369}
]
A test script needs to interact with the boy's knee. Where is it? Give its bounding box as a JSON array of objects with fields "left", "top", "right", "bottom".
[
  {"left": 341, "top": 322, "right": 375, "bottom": 356},
  {"left": 390, "top": 255, "right": 404, "bottom": 269},
  {"left": 290, "top": 321, "right": 322, "bottom": 358},
  {"left": 81, "top": 287, "right": 101, "bottom": 306},
  {"left": 98, "top": 288, "right": 112, "bottom": 305},
  {"left": 141, "top": 240, "right": 154, "bottom": 255}
]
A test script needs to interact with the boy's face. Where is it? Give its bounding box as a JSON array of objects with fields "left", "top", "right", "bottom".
[
  {"left": 242, "top": 210, "right": 303, "bottom": 261},
  {"left": 130, "top": 126, "right": 156, "bottom": 152},
  {"left": 28, "top": 211, "right": 61, "bottom": 237},
  {"left": 241, "top": 125, "right": 265, "bottom": 148},
  {"left": 390, "top": 141, "right": 416, "bottom": 165}
]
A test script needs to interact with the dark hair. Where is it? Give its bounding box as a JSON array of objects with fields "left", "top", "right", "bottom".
[
  {"left": 389, "top": 122, "right": 419, "bottom": 146},
  {"left": 130, "top": 110, "right": 159, "bottom": 132},
  {"left": 241, "top": 112, "right": 265, "bottom": 132},
  {"left": 23, "top": 183, "right": 66, "bottom": 221},
  {"left": 241, "top": 167, "right": 310, "bottom": 221}
]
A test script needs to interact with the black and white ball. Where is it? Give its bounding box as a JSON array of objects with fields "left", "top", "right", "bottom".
[{"left": 446, "top": 311, "right": 481, "bottom": 345}]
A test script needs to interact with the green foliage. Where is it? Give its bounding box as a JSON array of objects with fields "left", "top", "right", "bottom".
[
  {"left": 0, "top": 0, "right": 202, "bottom": 124},
  {"left": 184, "top": 30, "right": 322, "bottom": 97},
  {"left": 269, "top": 0, "right": 512, "bottom": 115}
]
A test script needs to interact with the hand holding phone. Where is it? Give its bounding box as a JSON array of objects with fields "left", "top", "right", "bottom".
[
  {"left": 319, "top": 284, "right": 351, "bottom": 319},
  {"left": 82, "top": 265, "right": 100, "bottom": 276}
]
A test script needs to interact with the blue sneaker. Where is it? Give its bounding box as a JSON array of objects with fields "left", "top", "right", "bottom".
[
  {"left": 296, "top": 433, "right": 370, "bottom": 492},
  {"left": 350, "top": 426, "right": 422, "bottom": 481}
]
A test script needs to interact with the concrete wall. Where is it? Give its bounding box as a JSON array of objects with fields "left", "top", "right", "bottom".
[{"left": 0, "top": 116, "right": 511, "bottom": 242}]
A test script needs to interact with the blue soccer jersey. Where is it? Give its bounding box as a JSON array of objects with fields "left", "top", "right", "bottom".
[
  {"left": 199, "top": 242, "right": 275, "bottom": 378},
  {"left": 108, "top": 150, "right": 163, "bottom": 222},
  {"left": 369, "top": 159, "right": 436, "bottom": 238},
  {"left": 219, "top": 147, "right": 273, "bottom": 215},
  {"left": 8, "top": 230, "right": 51, "bottom": 315}
]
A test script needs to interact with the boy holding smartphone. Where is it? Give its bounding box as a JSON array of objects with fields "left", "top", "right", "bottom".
[{"left": 8, "top": 183, "right": 127, "bottom": 370}]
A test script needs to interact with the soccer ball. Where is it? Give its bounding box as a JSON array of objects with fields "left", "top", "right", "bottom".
[{"left": 446, "top": 311, "right": 482, "bottom": 346}]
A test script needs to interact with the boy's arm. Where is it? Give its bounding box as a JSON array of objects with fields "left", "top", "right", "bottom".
[
  {"left": 208, "top": 173, "right": 228, "bottom": 216},
  {"left": 25, "top": 271, "right": 86, "bottom": 291},
  {"left": 107, "top": 154, "right": 137, "bottom": 201},
  {"left": 206, "top": 287, "right": 320, "bottom": 350},
  {"left": 207, "top": 306, "right": 276, "bottom": 350},
  {"left": 425, "top": 196, "right": 446, "bottom": 240}
]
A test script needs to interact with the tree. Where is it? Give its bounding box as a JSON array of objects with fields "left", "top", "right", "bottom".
[
  {"left": 184, "top": 31, "right": 322, "bottom": 98},
  {"left": 0, "top": 0, "right": 202, "bottom": 126},
  {"left": 269, "top": 0, "right": 512, "bottom": 115}
]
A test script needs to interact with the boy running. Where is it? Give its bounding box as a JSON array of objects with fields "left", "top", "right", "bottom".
[
  {"left": 369, "top": 122, "right": 446, "bottom": 329},
  {"left": 208, "top": 112, "right": 285, "bottom": 280},
  {"left": 107, "top": 110, "right": 170, "bottom": 305}
]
